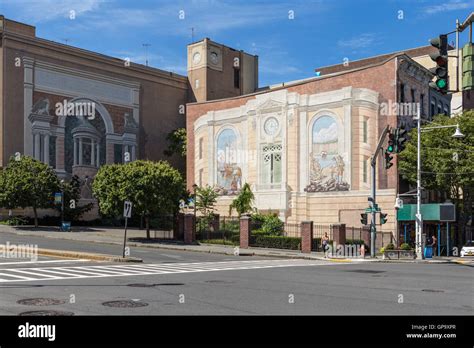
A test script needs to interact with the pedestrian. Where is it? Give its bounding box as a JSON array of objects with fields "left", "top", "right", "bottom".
[
  {"left": 321, "top": 232, "right": 329, "bottom": 257},
  {"left": 431, "top": 235, "right": 437, "bottom": 256}
]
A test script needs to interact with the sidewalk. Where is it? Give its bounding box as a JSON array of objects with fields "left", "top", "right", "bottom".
[{"left": 0, "top": 224, "right": 469, "bottom": 264}]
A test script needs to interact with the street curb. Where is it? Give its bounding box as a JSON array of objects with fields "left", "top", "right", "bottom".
[{"left": 36, "top": 248, "right": 143, "bottom": 263}]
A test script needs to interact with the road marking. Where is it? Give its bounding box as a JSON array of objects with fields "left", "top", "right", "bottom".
[
  {"left": 0, "top": 259, "right": 345, "bottom": 283},
  {"left": 0, "top": 259, "right": 89, "bottom": 266}
]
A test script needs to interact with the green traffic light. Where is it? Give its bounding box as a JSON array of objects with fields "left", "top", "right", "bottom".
[
  {"left": 387, "top": 145, "right": 394, "bottom": 152},
  {"left": 436, "top": 79, "right": 447, "bottom": 89}
]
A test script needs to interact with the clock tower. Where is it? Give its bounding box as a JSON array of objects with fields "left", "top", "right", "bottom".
[{"left": 187, "top": 38, "right": 259, "bottom": 103}]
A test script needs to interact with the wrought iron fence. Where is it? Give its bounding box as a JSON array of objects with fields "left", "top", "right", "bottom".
[
  {"left": 312, "top": 224, "right": 333, "bottom": 251},
  {"left": 196, "top": 216, "right": 239, "bottom": 245},
  {"left": 283, "top": 223, "right": 301, "bottom": 238}
]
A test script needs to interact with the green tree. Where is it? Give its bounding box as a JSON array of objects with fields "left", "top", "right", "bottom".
[
  {"left": 0, "top": 156, "right": 59, "bottom": 227},
  {"left": 92, "top": 160, "right": 185, "bottom": 239},
  {"left": 196, "top": 185, "right": 218, "bottom": 217},
  {"left": 55, "top": 175, "right": 94, "bottom": 222},
  {"left": 229, "top": 183, "right": 254, "bottom": 217},
  {"left": 164, "top": 128, "right": 187, "bottom": 158},
  {"left": 399, "top": 111, "right": 474, "bottom": 244}
]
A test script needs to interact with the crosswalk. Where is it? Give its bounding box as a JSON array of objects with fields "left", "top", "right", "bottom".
[{"left": 0, "top": 259, "right": 338, "bottom": 283}]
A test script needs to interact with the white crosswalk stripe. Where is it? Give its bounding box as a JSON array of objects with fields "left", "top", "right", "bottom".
[{"left": 0, "top": 259, "right": 342, "bottom": 283}]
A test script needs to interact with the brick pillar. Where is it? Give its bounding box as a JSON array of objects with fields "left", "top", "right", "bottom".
[
  {"left": 174, "top": 213, "right": 184, "bottom": 240},
  {"left": 301, "top": 221, "right": 313, "bottom": 254},
  {"left": 332, "top": 224, "right": 346, "bottom": 246},
  {"left": 239, "top": 215, "right": 251, "bottom": 249},
  {"left": 184, "top": 213, "right": 195, "bottom": 244}
]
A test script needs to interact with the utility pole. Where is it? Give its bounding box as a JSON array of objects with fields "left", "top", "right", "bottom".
[
  {"left": 142, "top": 43, "right": 151, "bottom": 66},
  {"left": 370, "top": 125, "right": 390, "bottom": 257}
]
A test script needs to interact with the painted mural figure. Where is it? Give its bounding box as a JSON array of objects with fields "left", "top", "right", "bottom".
[
  {"left": 305, "top": 116, "right": 350, "bottom": 192},
  {"left": 216, "top": 129, "right": 242, "bottom": 195}
]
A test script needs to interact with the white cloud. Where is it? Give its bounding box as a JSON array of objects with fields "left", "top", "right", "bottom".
[
  {"left": 1, "top": 0, "right": 105, "bottom": 23},
  {"left": 314, "top": 122, "right": 337, "bottom": 143},
  {"left": 423, "top": 0, "right": 474, "bottom": 14},
  {"left": 337, "top": 33, "right": 377, "bottom": 49}
]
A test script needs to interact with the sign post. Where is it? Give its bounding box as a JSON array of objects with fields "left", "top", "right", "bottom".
[{"left": 123, "top": 201, "right": 132, "bottom": 258}]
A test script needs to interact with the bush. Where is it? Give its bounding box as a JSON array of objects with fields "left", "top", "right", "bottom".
[
  {"left": 385, "top": 243, "right": 395, "bottom": 250},
  {"left": 251, "top": 214, "right": 283, "bottom": 236},
  {"left": 400, "top": 243, "right": 412, "bottom": 251},
  {"left": 346, "top": 239, "right": 365, "bottom": 245},
  {"left": 254, "top": 235, "right": 301, "bottom": 250},
  {"left": 2, "top": 216, "right": 29, "bottom": 226}
]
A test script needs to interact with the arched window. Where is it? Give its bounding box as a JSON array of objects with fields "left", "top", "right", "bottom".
[
  {"left": 306, "top": 116, "right": 349, "bottom": 192},
  {"left": 216, "top": 128, "right": 241, "bottom": 194}
]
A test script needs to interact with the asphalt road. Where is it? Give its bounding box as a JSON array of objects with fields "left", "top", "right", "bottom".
[{"left": 0, "top": 234, "right": 472, "bottom": 315}]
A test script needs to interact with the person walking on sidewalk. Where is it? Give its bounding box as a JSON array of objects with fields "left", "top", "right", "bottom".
[
  {"left": 431, "top": 235, "right": 437, "bottom": 256},
  {"left": 321, "top": 233, "right": 330, "bottom": 258}
]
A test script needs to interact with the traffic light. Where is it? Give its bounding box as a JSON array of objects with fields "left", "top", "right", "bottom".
[
  {"left": 380, "top": 213, "right": 388, "bottom": 225},
  {"left": 387, "top": 132, "right": 395, "bottom": 153},
  {"left": 429, "top": 34, "right": 449, "bottom": 94},
  {"left": 384, "top": 149, "right": 394, "bottom": 170},
  {"left": 395, "top": 125, "right": 407, "bottom": 153},
  {"left": 462, "top": 43, "right": 473, "bottom": 90},
  {"left": 360, "top": 213, "right": 368, "bottom": 225}
]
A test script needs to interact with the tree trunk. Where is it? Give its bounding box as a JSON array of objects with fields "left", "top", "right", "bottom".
[
  {"left": 145, "top": 216, "right": 150, "bottom": 239},
  {"left": 33, "top": 206, "right": 38, "bottom": 228}
]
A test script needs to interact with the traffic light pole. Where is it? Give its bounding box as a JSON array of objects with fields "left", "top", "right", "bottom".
[{"left": 370, "top": 125, "right": 390, "bottom": 258}]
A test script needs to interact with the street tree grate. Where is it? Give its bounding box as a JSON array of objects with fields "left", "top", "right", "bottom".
[
  {"left": 19, "top": 310, "right": 74, "bottom": 316},
  {"left": 102, "top": 300, "right": 149, "bottom": 308},
  {"left": 17, "top": 298, "right": 66, "bottom": 306}
]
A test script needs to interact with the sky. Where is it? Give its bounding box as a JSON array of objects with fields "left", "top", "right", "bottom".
[{"left": 0, "top": 0, "right": 473, "bottom": 86}]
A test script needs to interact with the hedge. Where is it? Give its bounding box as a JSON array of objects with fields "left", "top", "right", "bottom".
[{"left": 253, "top": 235, "right": 301, "bottom": 250}]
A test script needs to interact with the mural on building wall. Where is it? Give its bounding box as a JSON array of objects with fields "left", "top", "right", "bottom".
[
  {"left": 305, "top": 116, "right": 350, "bottom": 192},
  {"left": 215, "top": 128, "right": 242, "bottom": 195}
]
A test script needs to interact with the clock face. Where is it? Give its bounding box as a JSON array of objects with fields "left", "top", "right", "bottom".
[
  {"left": 210, "top": 52, "right": 218, "bottom": 64},
  {"left": 193, "top": 52, "right": 201, "bottom": 64},
  {"left": 264, "top": 117, "right": 279, "bottom": 136}
]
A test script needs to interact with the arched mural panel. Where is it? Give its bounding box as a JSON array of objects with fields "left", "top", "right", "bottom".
[{"left": 215, "top": 128, "right": 242, "bottom": 195}]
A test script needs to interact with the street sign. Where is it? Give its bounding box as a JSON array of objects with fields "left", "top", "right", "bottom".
[
  {"left": 123, "top": 201, "right": 132, "bottom": 218},
  {"left": 179, "top": 199, "right": 186, "bottom": 209},
  {"left": 54, "top": 192, "right": 62, "bottom": 204}
]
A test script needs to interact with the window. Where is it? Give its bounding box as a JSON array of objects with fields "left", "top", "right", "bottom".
[
  {"left": 400, "top": 83, "right": 405, "bottom": 102},
  {"left": 411, "top": 88, "right": 416, "bottom": 102},
  {"left": 261, "top": 144, "right": 282, "bottom": 185},
  {"left": 363, "top": 159, "right": 367, "bottom": 184},
  {"left": 234, "top": 68, "right": 240, "bottom": 89},
  {"left": 362, "top": 118, "right": 368, "bottom": 143},
  {"left": 199, "top": 137, "right": 203, "bottom": 159},
  {"left": 420, "top": 94, "right": 425, "bottom": 116},
  {"left": 199, "top": 169, "right": 203, "bottom": 187}
]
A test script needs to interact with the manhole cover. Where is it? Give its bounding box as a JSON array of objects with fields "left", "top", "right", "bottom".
[
  {"left": 102, "top": 300, "right": 149, "bottom": 308},
  {"left": 19, "top": 310, "right": 74, "bottom": 316},
  {"left": 17, "top": 298, "right": 66, "bottom": 306},
  {"left": 421, "top": 289, "right": 444, "bottom": 293},
  {"left": 345, "top": 270, "right": 385, "bottom": 274}
]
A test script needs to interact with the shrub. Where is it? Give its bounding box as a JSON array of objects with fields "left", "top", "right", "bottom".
[
  {"left": 385, "top": 243, "right": 395, "bottom": 250},
  {"left": 254, "top": 235, "right": 301, "bottom": 250},
  {"left": 258, "top": 214, "right": 284, "bottom": 236},
  {"left": 400, "top": 243, "right": 412, "bottom": 250},
  {"left": 345, "top": 239, "right": 365, "bottom": 245},
  {"left": 3, "top": 216, "right": 29, "bottom": 226},
  {"left": 379, "top": 247, "right": 385, "bottom": 253}
]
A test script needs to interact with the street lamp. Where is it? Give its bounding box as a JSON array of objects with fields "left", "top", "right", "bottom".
[{"left": 416, "top": 110, "right": 465, "bottom": 259}]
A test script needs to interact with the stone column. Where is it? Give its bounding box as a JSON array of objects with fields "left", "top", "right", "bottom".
[
  {"left": 332, "top": 224, "right": 346, "bottom": 246},
  {"left": 96, "top": 143, "right": 100, "bottom": 167},
  {"left": 34, "top": 133, "right": 41, "bottom": 160},
  {"left": 184, "top": 213, "right": 196, "bottom": 244},
  {"left": 78, "top": 138, "right": 83, "bottom": 165},
  {"left": 301, "top": 221, "right": 313, "bottom": 254},
  {"left": 43, "top": 134, "right": 50, "bottom": 165},
  {"left": 91, "top": 139, "right": 95, "bottom": 166},
  {"left": 56, "top": 136, "right": 65, "bottom": 171},
  {"left": 106, "top": 142, "right": 114, "bottom": 164},
  {"left": 73, "top": 138, "right": 77, "bottom": 166},
  {"left": 239, "top": 215, "right": 251, "bottom": 249},
  {"left": 131, "top": 145, "right": 136, "bottom": 161}
]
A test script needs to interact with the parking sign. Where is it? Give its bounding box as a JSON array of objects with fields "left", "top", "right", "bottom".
[{"left": 123, "top": 201, "right": 132, "bottom": 218}]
